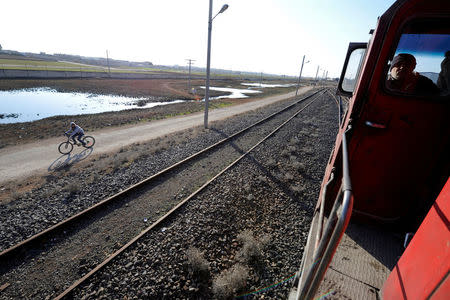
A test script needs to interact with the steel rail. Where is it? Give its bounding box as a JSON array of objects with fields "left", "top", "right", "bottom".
[
  {"left": 55, "top": 89, "right": 326, "bottom": 299},
  {"left": 0, "top": 89, "right": 323, "bottom": 267}
]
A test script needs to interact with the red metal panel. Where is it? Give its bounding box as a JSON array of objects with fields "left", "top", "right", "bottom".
[
  {"left": 430, "top": 273, "right": 449, "bottom": 300},
  {"left": 382, "top": 177, "right": 450, "bottom": 299}
]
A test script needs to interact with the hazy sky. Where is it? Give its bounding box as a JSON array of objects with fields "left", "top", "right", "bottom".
[{"left": 1, "top": 0, "right": 396, "bottom": 78}]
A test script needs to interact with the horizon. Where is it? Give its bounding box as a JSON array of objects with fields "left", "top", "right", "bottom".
[{"left": 1, "top": 0, "right": 396, "bottom": 78}]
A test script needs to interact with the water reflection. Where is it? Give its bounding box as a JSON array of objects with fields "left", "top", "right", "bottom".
[
  {"left": 0, "top": 88, "right": 186, "bottom": 124},
  {"left": 1, "top": 83, "right": 285, "bottom": 124},
  {"left": 241, "top": 83, "right": 295, "bottom": 88},
  {"left": 200, "top": 86, "right": 262, "bottom": 99}
]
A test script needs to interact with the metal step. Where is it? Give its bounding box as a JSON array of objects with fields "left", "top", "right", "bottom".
[{"left": 314, "top": 222, "right": 404, "bottom": 299}]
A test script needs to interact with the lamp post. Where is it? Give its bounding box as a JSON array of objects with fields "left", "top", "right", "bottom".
[
  {"left": 204, "top": 1, "right": 229, "bottom": 129},
  {"left": 295, "top": 55, "right": 310, "bottom": 96}
]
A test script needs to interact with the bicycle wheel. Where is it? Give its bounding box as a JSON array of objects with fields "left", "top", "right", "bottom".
[
  {"left": 83, "top": 136, "right": 95, "bottom": 148},
  {"left": 58, "top": 142, "right": 73, "bottom": 154}
]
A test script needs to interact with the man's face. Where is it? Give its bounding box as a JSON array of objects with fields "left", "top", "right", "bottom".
[
  {"left": 391, "top": 61, "right": 415, "bottom": 80},
  {"left": 71, "top": 124, "right": 75, "bottom": 129}
]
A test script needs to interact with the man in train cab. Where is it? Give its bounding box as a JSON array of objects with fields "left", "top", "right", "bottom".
[{"left": 386, "top": 53, "right": 439, "bottom": 94}]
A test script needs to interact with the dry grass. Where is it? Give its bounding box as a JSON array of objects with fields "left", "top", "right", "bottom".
[
  {"left": 281, "top": 149, "right": 290, "bottom": 157},
  {"left": 235, "top": 230, "right": 270, "bottom": 265},
  {"left": 257, "top": 175, "right": 268, "bottom": 183},
  {"left": 287, "top": 145, "right": 297, "bottom": 153},
  {"left": 289, "top": 137, "right": 300, "bottom": 145},
  {"left": 291, "top": 184, "right": 305, "bottom": 195},
  {"left": 243, "top": 183, "right": 251, "bottom": 193},
  {"left": 186, "top": 247, "right": 209, "bottom": 275},
  {"left": 65, "top": 182, "right": 80, "bottom": 195},
  {"left": 291, "top": 160, "right": 305, "bottom": 172},
  {"left": 87, "top": 173, "right": 100, "bottom": 184},
  {"left": 10, "top": 191, "right": 21, "bottom": 201},
  {"left": 266, "top": 158, "right": 277, "bottom": 168},
  {"left": 284, "top": 172, "right": 294, "bottom": 181},
  {"left": 301, "top": 146, "right": 314, "bottom": 155},
  {"left": 212, "top": 264, "right": 249, "bottom": 299}
]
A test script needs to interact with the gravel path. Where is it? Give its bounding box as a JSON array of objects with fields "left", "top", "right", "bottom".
[{"left": 0, "top": 88, "right": 338, "bottom": 299}]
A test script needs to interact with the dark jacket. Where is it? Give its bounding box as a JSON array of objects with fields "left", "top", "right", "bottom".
[{"left": 387, "top": 73, "right": 439, "bottom": 94}]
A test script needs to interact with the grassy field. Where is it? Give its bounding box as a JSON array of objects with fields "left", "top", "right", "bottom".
[
  {"left": 0, "top": 59, "right": 162, "bottom": 74},
  {"left": 0, "top": 57, "right": 295, "bottom": 81}
]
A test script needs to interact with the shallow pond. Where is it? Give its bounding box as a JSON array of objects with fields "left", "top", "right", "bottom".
[
  {"left": 0, "top": 84, "right": 281, "bottom": 124},
  {"left": 200, "top": 86, "right": 262, "bottom": 99},
  {"left": 0, "top": 88, "right": 185, "bottom": 124},
  {"left": 241, "top": 83, "right": 296, "bottom": 88}
]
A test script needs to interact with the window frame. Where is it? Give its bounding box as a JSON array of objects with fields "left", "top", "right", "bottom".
[
  {"left": 337, "top": 43, "right": 368, "bottom": 97},
  {"left": 382, "top": 17, "right": 450, "bottom": 99}
]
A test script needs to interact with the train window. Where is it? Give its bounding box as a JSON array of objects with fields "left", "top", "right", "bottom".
[
  {"left": 341, "top": 48, "right": 366, "bottom": 93},
  {"left": 386, "top": 20, "right": 450, "bottom": 96}
]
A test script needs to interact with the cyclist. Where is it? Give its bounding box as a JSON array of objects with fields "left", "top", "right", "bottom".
[{"left": 65, "top": 122, "right": 86, "bottom": 146}]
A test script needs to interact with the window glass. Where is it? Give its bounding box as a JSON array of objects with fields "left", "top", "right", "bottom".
[
  {"left": 342, "top": 48, "right": 365, "bottom": 93},
  {"left": 386, "top": 20, "right": 450, "bottom": 96}
]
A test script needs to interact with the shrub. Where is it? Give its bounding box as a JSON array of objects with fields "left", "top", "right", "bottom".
[
  {"left": 236, "top": 230, "right": 262, "bottom": 264},
  {"left": 292, "top": 160, "right": 305, "bottom": 172},
  {"left": 65, "top": 182, "right": 80, "bottom": 195},
  {"left": 291, "top": 184, "right": 305, "bottom": 195},
  {"left": 302, "top": 146, "right": 314, "bottom": 155},
  {"left": 212, "top": 264, "right": 249, "bottom": 299},
  {"left": 289, "top": 137, "right": 300, "bottom": 145},
  {"left": 266, "top": 158, "right": 276, "bottom": 166},
  {"left": 284, "top": 172, "right": 294, "bottom": 181},
  {"left": 10, "top": 191, "right": 21, "bottom": 201},
  {"left": 281, "top": 149, "right": 290, "bottom": 157},
  {"left": 186, "top": 247, "right": 209, "bottom": 275},
  {"left": 257, "top": 175, "right": 267, "bottom": 183}
]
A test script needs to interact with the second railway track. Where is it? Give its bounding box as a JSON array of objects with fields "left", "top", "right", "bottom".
[{"left": 0, "top": 89, "right": 328, "bottom": 298}]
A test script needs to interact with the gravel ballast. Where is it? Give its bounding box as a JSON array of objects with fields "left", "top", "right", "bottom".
[
  {"left": 0, "top": 89, "right": 338, "bottom": 299},
  {"left": 70, "top": 91, "right": 339, "bottom": 299}
]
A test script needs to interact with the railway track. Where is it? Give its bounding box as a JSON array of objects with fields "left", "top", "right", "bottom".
[{"left": 0, "top": 89, "right": 328, "bottom": 298}]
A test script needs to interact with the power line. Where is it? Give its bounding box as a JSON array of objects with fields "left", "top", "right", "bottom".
[{"left": 185, "top": 59, "right": 196, "bottom": 93}]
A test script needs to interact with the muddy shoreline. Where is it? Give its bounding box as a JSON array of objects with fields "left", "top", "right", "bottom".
[{"left": 0, "top": 78, "right": 298, "bottom": 147}]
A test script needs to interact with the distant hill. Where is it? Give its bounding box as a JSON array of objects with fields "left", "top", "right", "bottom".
[{"left": 0, "top": 49, "right": 153, "bottom": 68}]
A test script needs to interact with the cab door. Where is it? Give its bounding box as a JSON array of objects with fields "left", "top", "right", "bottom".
[{"left": 341, "top": 15, "right": 450, "bottom": 225}]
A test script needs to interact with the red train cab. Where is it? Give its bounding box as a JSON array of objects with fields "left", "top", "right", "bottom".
[{"left": 290, "top": 0, "right": 450, "bottom": 299}]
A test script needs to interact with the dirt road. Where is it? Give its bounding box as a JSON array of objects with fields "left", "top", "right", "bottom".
[{"left": 0, "top": 87, "right": 311, "bottom": 184}]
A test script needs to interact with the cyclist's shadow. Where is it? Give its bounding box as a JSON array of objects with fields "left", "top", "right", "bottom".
[{"left": 48, "top": 147, "right": 94, "bottom": 171}]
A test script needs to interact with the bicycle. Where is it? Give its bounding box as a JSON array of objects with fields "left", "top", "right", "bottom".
[{"left": 58, "top": 134, "right": 96, "bottom": 154}]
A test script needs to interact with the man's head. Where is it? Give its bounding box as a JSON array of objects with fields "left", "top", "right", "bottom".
[
  {"left": 71, "top": 122, "right": 76, "bottom": 129},
  {"left": 390, "top": 53, "right": 416, "bottom": 80}
]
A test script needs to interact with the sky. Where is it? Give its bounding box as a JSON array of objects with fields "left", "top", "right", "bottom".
[{"left": 0, "top": 0, "right": 396, "bottom": 78}]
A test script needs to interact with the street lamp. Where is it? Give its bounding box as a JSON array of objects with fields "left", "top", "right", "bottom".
[
  {"left": 295, "top": 55, "right": 310, "bottom": 96},
  {"left": 204, "top": 2, "right": 229, "bottom": 129}
]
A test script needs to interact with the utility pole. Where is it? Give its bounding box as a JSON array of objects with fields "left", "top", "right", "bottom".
[
  {"left": 186, "top": 59, "right": 195, "bottom": 93},
  {"left": 325, "top": 71, "right": 328, "bottom": 81},
  {"left": 106, "top": 50, "right": 111, "bottom": 75},
  {"left": 322, "top": 70, "right": 326, "bottom": 81},
  {"left": 260, "top": 72, "right": 263, "bottom": 87},
  {"left": 295, "top": 55, "right": 306, "bottom": 96},
  {"left": 315, "top": 65, "right": 320, "bottom": 81}
]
